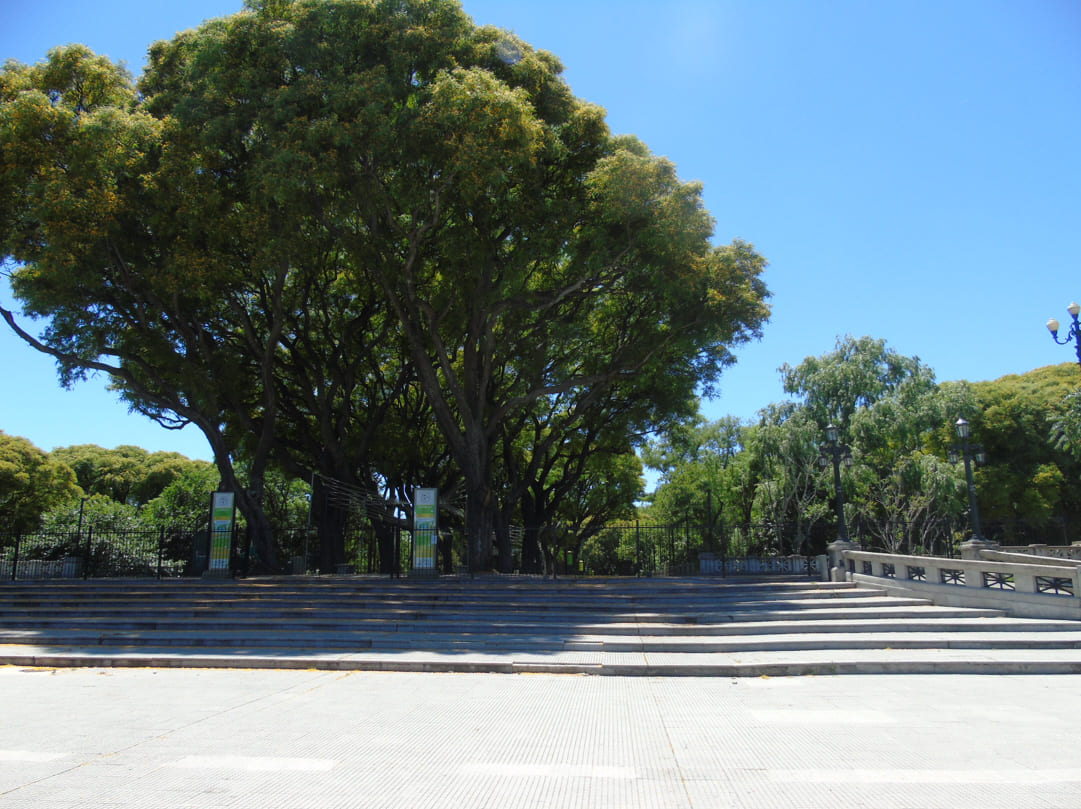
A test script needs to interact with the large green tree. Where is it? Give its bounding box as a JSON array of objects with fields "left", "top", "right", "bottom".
[
  {"left": 0, "top": 432, "right": 81, "bottom": 532},
  {"left": 642, "top": 413, "right": 744, "bottom": 528},
  {"left": 0, "top": 41, "right": 290, "bottom": 568},
  {"left": 744, "top": 404, "right": 830, "bottom": 553},
  {"left": 780, "top": 335, "right": 930, "bottom": 433},
  {"left": 299, "top": 17, "right": 770, "bottom": 567},
  {"left": 49, "top": 444, "right": 207, "bottom": 506},
  {"left": 967, "top": 363, "right": 1081, "bottom": 540},
  {"left": 2, "top": 1, "right": 769, "bottom": 573}
]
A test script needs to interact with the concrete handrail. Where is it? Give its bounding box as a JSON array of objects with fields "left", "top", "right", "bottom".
[
  {"left": 978, "top": 549, "right": 1081, "bottom": 567},
  {"left": 839, "top": 548, "right": 1081, "bottom": 620},
  {"left": 844, "top": 549, "right": 1081, "bottom": 591},
  {"left": 998, "top": 543, "right": 1081, "bottom": 561}
]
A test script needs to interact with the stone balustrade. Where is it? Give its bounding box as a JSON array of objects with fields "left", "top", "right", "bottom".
[
  {"left": 826, "top": 541, "right": 1081, "bottom": 620},
  {"left": 995, "top": 543, "right": 1081, "bottom": 561},
  {"left": 698, "top": 553, "right": 825, "bottom": 577}
]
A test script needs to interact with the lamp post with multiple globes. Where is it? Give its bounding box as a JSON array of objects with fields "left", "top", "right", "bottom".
[{"left": 1046, "top": 302, "right": 1081, "bottom": 371}]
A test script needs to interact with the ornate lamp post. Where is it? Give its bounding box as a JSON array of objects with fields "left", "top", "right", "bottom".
[
  {"left": 818, "top": 424, "right": 853, "bottom": 544},
  {"left": 1046, "top": 302, "right": 1081, "bottom": 370},
  {"left": 949, "top": 418, "right": 988, "bottom": 553}
]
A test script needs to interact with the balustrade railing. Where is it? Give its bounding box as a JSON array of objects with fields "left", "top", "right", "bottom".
[{"left": 830, "top": 544, "right": 1081, "bottom": 620}]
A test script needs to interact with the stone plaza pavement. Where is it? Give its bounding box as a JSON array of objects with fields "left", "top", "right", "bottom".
[{"left": 0, "top": 666, "right": 1078, "bottom": 809}]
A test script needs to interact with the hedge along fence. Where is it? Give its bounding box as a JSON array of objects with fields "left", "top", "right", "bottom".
[
  {"left": 0, "top": 523, "right": 371, "bottom": 580},
  {"left": 0, "top": 527, "right": 202, "bottom": 580}
]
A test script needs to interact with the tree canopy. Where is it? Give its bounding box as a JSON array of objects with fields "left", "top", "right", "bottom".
[
  {"left": 645, "top": 341, "right": 1081, "bottom": 557},
  {"left": 0, "top": 431, "right": 81, "bottom": 532},
  {"left": 1, "top": 0, "right": 770, "bottom": 571}
]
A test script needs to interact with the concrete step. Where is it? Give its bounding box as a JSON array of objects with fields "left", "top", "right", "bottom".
[
  {"left": 4, "top": 626, "right": 1081, "bottom": 653},
  {"left": 3, "top": 644, "right": 1081, "bottom": 676},
  {"left": 1, "top": 576, "right": 1078, "bottom": 676},
  {"left": 0, "top": 605, "right": 1015, "bottom": 636},
  {"left": 0, "top": 582, "right": 879, "bottom": 609},
  {"left": 0, "top": 589, "right": 931, "bottom": 609},
  {"left": 0, "top": 597, "right": 896, "bottom": 618}
]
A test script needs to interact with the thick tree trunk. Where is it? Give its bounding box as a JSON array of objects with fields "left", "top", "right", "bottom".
[
  {"left": 310, "top": 476, "right": 347, "bottom": 573},
  {"left": 317, "top": 508, "right": 347, "bottom": 574},
  {"left": 520, "top": 528, "right": 543, "bottom": 574},
  {"left": 218, "top": 461, "right": 279, "bottom": 575},
  {"left": 492, "top": 521, "right": 513, "bottom": 574},
  {"left": 242, "top": 501, "right": 278, "bottom": 575},
  {"left": 375, "top": 521, "right": 397, "bottom": 575},
  {"left": 466, "top": 485, "right": 495, "bottom": 572},
  {"left": 519, "top": 491, "right": 546, "bottom": 574},
  {"left": 440, "top": 531, "right": 454, "bottom": 574}
]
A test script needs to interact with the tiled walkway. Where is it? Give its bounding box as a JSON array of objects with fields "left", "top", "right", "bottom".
[{"left": 1, "top": 666, "right": 1078, "bottom": 808}]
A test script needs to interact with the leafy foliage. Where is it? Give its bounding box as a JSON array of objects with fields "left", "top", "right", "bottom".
[
  {"left": 2, "top": 1, "right": 770, "bottom": 573},
  {"left": 0, "top": 431, "right": 81, "bottom": 532},
  {"left": 647, "top": 339, "right": 1081, "bottom": 558},
  {"left": 48, "top": 444, "right": 212, "bottom": 506},
  {"left": 967, "top": 364, "right": 1081, "bottom": 536}
]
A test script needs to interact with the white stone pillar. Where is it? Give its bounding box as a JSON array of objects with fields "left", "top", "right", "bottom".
[
  {"left": 827, "top": 540, "right": 857, "bottom": 582},
  {"left": 960, "top": 538, "right": 997, "bottom": 560}
]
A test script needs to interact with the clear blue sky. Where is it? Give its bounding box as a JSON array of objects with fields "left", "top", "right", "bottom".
[{"left": 2, "top": 0, "right": 1079, "bottom": 464}]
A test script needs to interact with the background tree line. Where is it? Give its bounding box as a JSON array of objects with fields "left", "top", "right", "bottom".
[
  {"left": 0, "top": 438, "right": 310, "bottom": 538},
  {"left": 628, "top": 337, "right": 1081, "bottom": 575}
]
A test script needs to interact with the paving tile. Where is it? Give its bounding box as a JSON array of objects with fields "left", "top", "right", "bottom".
[{"left": 9, "top": 668, "right": 1078, "bottom": 808}]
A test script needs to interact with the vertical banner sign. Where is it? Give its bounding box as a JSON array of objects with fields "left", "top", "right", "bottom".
[
  {"left": 209, "top": 492, "right": 236, "bottom": 572},
  {"left": 413, "top": 488, "right": 438, "bottom": 570}
]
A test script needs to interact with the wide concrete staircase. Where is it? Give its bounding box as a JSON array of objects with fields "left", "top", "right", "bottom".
[{"left": 1, "top": 576, "right": 1081, "bottom": 675}]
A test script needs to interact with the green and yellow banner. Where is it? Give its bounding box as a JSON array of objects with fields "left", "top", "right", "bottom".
[
  {"left": 413, "top": 488, "right": 438, "bottom": 570},
  {"left": 209, "top": 492, "right": 235, "bottom": 572}
]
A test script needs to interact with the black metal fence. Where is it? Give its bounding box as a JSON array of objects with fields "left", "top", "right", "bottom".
[
  {"left": 2, "top": 515, "right": 1076, "bottom": 581},
  {"left": 537, "top": 516, "right": 1079, "bottom": 577},
  {"left": 0, "top": 524, "right": 378, "bottom": 581},
  {"left": 2, "top": 527, "right": 206, "bottom": 580},
  {"left": 570, "top": 520, "right": 832, "bottom": 577},
  {"left": 845, "top": 515, "right": 1077, "bottom": 558},
  {"left": 281, "top": 525, "right": 383, "bottom": 575}
]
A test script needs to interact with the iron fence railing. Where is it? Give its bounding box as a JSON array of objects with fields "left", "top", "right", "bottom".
[
  {"left": 844, "top": 515, "right": 1077, "bottom": 559},
  {"left": 515, "top": 516, "right": 1078, "bottom": 577},
  {"left": 2, "top": 515, "right": 1076, "bottom": 581},
  {"left": 2, "top": 527, "right": 206, "bottom": 580}
]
